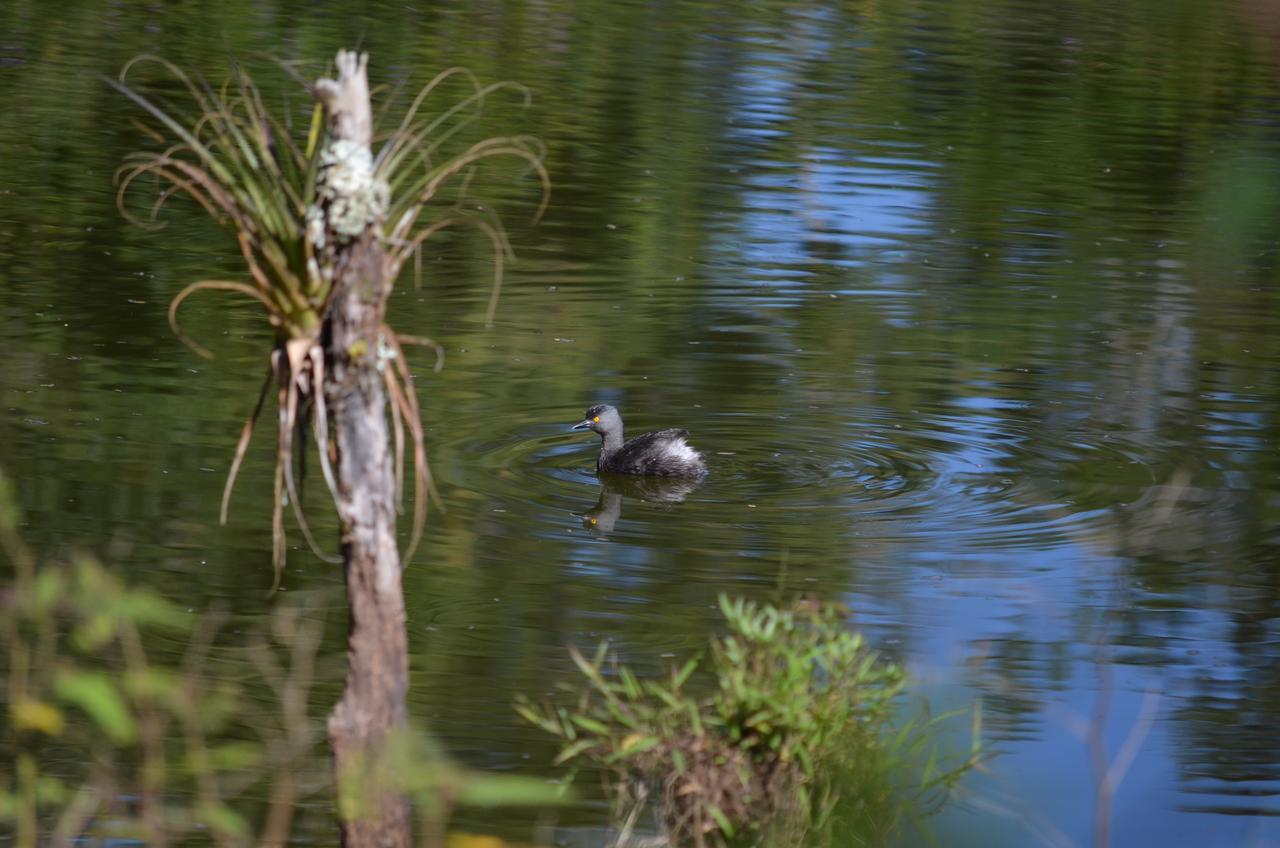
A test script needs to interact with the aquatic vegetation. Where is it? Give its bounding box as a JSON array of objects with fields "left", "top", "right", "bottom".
[
  {"left": 105, "top": 56, "right": 548, "bottom": 576},
  {"left": 518, "top": 596, "right": 979, "bottom": 846}
]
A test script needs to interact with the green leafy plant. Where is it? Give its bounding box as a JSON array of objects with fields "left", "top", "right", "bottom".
[
  {"left": 1, "top": 466, "right": 303, "bottom": 847},
  {"left": 105, "top": 57, "right": 548, "bottom": 577},
  {"left": 334, "top": 724, "right": 566, "bottom": 848},
  {"left": 517, "top": 595, "right": 977, "bottom": 846},
  {"left": 0, "top": 468, "right": 563, "bottom": 847}
]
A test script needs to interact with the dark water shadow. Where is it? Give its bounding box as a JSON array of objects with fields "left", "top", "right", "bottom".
[{"left": 576, "top": 472, "right": 706, "bottom": 535}]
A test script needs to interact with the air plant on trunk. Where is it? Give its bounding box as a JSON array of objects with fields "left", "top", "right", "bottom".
[{"left": 107, "top": 56, "right": 548, "bottom": 578}]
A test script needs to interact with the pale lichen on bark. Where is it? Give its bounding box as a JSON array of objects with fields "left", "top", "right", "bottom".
[
  {"left": 310, "top": 140, "right": 388, "bottom": 242},
  {"left": 309, "top": 52, "right": 390, "bottom": 300}
]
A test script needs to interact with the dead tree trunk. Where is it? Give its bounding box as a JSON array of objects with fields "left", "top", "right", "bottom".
[{"left": 314, "top": 52, "right": 412, "bottom": 848}]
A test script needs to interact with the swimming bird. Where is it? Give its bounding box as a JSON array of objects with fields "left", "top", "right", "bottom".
[{"left": 571, "top": 404, "right": 708, "bottom": 478}]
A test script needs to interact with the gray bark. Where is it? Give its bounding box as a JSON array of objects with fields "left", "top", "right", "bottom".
[{"left": 316, "top": 52, "right": 412, "bottom": 848}]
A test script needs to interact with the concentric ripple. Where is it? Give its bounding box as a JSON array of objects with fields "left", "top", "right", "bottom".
[{"left": 421, "top": 386, "right": 1167, "bottom": 559}]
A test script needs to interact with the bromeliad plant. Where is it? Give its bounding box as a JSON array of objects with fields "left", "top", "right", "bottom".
[{"left": 107, "top": 56, "right": 548, "bottom": 573}]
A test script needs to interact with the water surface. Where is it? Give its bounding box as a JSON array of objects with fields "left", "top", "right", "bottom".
[{"left": 2, "top": 1, "right": 1279, "bottom": 845}]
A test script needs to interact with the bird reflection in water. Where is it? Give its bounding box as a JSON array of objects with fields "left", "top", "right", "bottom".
[{"left": 577, "top": 472, "right": 705, "bottom": 534}]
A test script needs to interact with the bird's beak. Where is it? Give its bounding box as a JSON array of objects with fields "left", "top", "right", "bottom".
[{"left": 571, "top": 419, "right": 592, "bottom": 431}]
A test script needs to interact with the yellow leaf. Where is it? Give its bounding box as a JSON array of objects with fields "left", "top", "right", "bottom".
[
  {"left": 446, "top": 835, "right": 508, "bottom": 848},
  {"left": 12, "top": 698, "right": 65, "bottom": 736}
]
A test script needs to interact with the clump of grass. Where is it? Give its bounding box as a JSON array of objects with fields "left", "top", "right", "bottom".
[
  {"left": 518, "top": 596, "right": 973, "bottom": 846},
  {"left": 105, "top": 56, "right": 548, "bottom": 578}
]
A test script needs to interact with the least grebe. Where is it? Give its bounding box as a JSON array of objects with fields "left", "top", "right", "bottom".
[{"left": 571, "top": 404, "right": 708, "bottom": 478}]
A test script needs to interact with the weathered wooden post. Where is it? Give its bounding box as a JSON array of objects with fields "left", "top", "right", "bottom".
[
  {"left": 112, "top": 47, "right": 548, "bottom": 845},
  {"left": 312, "top": 51, "right": 411, "bottom": 848}
]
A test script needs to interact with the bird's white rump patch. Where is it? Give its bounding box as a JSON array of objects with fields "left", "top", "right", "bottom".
[{"left": 664, "top": 436, "right": 702, "bottom": 463}]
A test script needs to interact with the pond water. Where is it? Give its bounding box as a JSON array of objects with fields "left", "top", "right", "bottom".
[{"left": 2, "top": 1, "right": 1280, "bottom": 845}]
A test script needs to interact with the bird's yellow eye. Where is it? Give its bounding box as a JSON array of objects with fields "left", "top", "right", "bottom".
[
  {"left": 590, "top": 517, "right": 598, "bottom": 524},
  {"left": 592, "top": 415, "right": 600, "bottom": 422}
]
